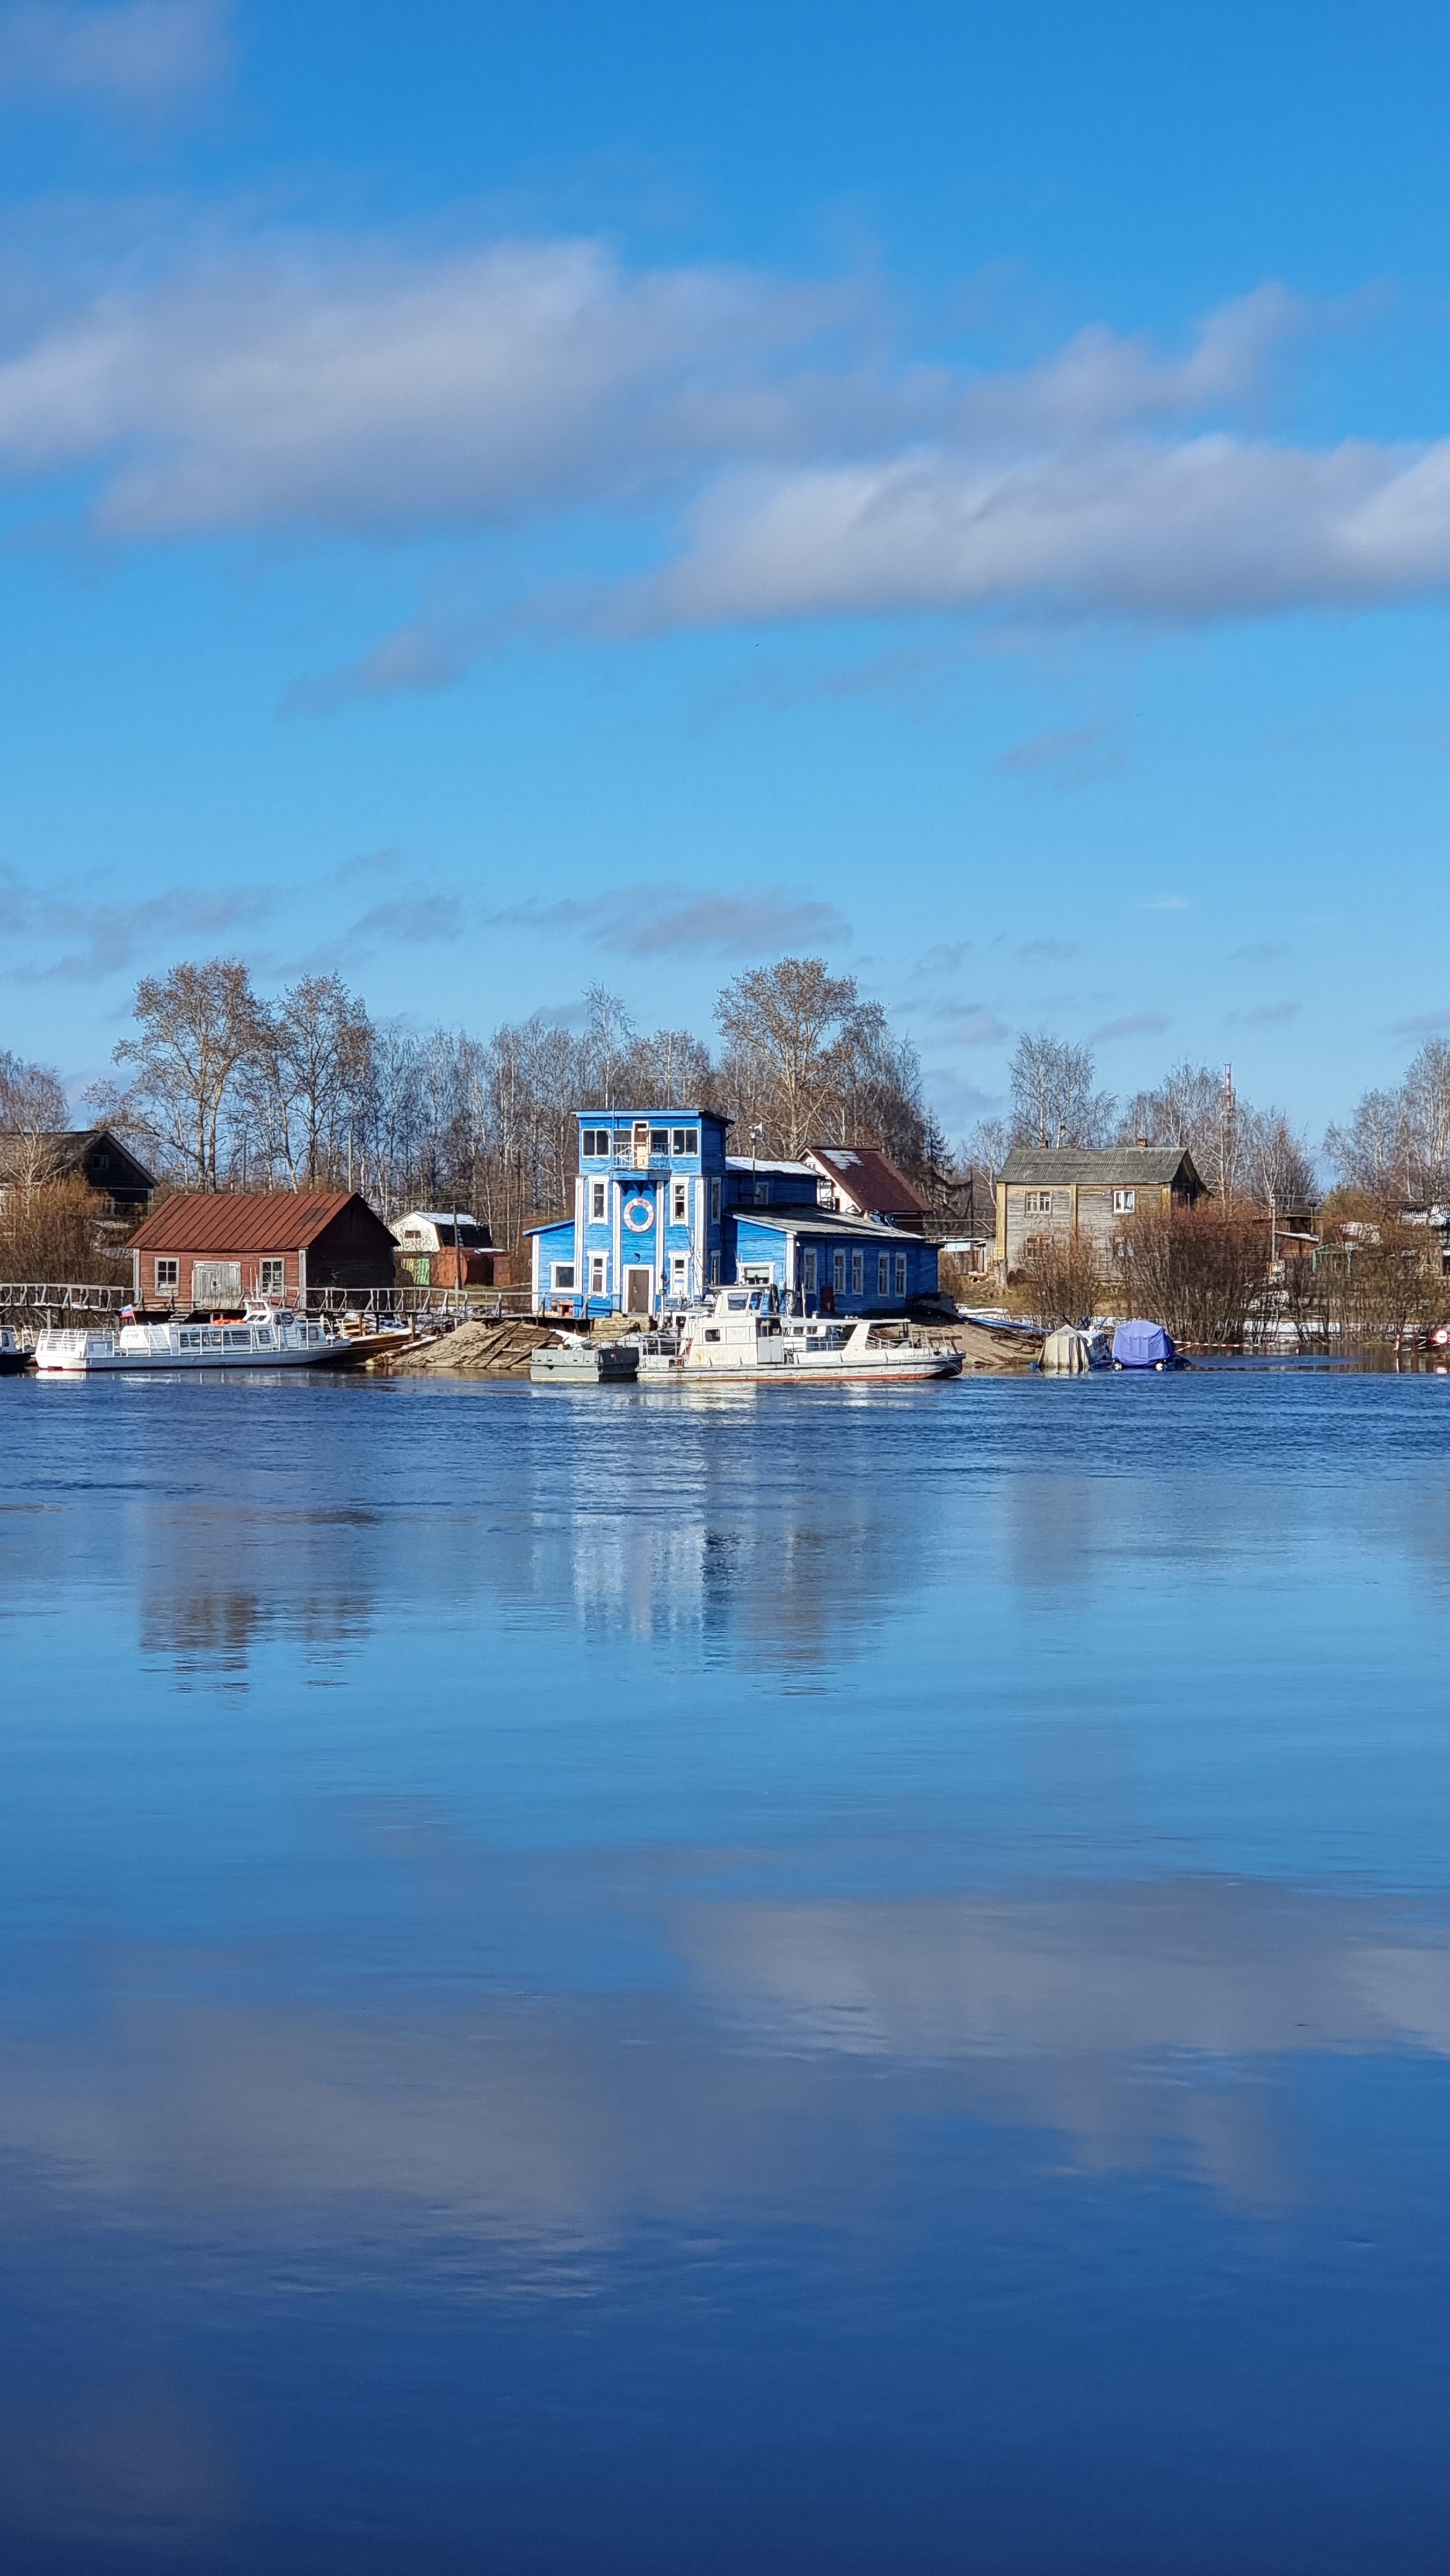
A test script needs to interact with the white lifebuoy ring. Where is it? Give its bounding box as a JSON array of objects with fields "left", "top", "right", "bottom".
[{"left": 622, "top": 1196, "right": 653, "bottom": 1232}]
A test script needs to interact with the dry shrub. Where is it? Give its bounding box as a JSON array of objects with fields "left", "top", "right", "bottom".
[
  {"left": 1010, "top": 1229, "right": 1105, "bottom": 1328},
  {"left": 0, "top": 1177, "right": 130, "bottom": 1284},
  {"left": 1307, "top": 1214, "right": 1450, "bottom": 1344},
  {"left": 1114, "top": 1203, "right": 1270, "bottom": 1348}
]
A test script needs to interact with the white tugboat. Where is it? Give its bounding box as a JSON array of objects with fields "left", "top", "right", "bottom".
[
  {"left": 634, "top": 1289, "right": 961, "bottom": 1383},
  {"left": 34, "top": 1304, "right": 362, "bottom": 1374}
]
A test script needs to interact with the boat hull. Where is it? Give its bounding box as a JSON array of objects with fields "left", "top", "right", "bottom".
[{"left": 34, "top": 1322, "right": 361, "bottom": 1374}]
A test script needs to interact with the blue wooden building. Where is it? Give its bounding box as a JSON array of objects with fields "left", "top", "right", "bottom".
[{"left": 527, "top": 1110, "right": 939, "bottom": 1318}]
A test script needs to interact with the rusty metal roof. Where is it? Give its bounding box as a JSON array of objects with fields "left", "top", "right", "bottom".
[
  {"left": 128, "top": 1190, "right": 393, "bottom": 1252},
  {"left": 805, "top": 1145, "right": 931, "bottom": 1217}
]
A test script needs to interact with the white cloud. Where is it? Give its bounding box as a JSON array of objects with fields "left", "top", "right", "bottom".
[
  {"left": 0, "top": 1, "right": 229, "bottom": 111},
  {"left": 0, "top": 231, "right": 1446, "bottom": 656}
]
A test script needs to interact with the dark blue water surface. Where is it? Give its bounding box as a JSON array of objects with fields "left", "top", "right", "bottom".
[{"left": 4, "top": 1365, "right": 1450, "bottom": 2570}]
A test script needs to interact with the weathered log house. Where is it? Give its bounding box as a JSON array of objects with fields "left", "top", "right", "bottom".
[{"left": 995, "top": 1146, "right": 1204, "bottom": 1279}]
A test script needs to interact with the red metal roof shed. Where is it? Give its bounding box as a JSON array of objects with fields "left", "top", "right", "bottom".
[{"left": 128, "top": 1191, "right": 397, "bottom": 1306}]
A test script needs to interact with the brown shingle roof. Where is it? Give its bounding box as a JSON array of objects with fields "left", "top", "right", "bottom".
[
  {"left": 128, "top": 1190, "right": 392, "bottom": 1253},
  {"left": 804, "top": 1146, "right": 931, "bottom": 1218}
]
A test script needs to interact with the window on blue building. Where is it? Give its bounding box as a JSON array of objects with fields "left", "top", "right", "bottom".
[
  {"left": 877, "top": 1251, "right": 890, "bottom": 1295},
  {"left": 709, "top": 1179, "right": 721, "bottom": 1221},
  {"left": 895, "top": 1253, "right": 907, "bottom": 1296},
  {"left": 552, "top": 1263, "right": 576, "bottom": 1291},
  {"left": 589, "top": 1253, "right": 607, "bottom": 1296},
  {"left": 650, "top": 1128, "right": 669, "bottom": 1154},
  {"left": 671, "top": 1181, "right": 687, "bottom": 1222},
  {"left": 803, "top": 1250, "right": 817, "bottom": 1291},
  {"left": 851, "top": 1251, "right": 864, "bottom": 1294},
  {"left": 672, "top": 1127, "right": 699, "bottom": 1156},
  {"left": 833, "top": 1251, "right": 846, "bottom": 1294},
  {"left": 754, "top": 1178, "right": 768, "bottom": 1205},
  {"left": 581, "top": 1129, "right": 610, "bottom": 1158},
  {"left": 709, "top": 1252, "right": 720, "bottom": 1284},
  {"left": 590, "top": 1180, "right": 606, "bottom": 1219}
]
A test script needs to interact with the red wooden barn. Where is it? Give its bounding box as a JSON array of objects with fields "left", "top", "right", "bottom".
[{"left": 127, "top": 1191, "right": 398, "bottom": 1309}]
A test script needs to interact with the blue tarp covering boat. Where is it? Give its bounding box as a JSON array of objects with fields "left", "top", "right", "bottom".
[{"left": 1112, "top": 1318, "right": 1177, "bottom": 1369}]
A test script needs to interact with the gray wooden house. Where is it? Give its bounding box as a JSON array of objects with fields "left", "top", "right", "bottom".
[{"left": 995, "top": 1145, "right": 1204, "bottom": 1277}]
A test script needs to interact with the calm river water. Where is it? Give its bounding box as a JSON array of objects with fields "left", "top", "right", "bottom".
[{"left": 4, "top": 1364, "right": 1450, "bottom": 2570}]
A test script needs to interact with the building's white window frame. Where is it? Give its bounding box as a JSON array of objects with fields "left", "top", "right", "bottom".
[
  {"left": 588, "top": 1252, "right": 607, "bottom": 1296},
  {"left": 670, "top": 1252, "right": 688, "bottom": 1291},
  {"left": 671, "top": 1127, "right": 700, "bottom": 1156},
  {"left": 802, "top": 1249, "right": 818, "bottom": 1292},
  {"left": 833, "top": 1250, "right": 847, "bottom": 1294},
  {"left": 877, "top": 1250, "right": 891, "bottom": 1295},
  {"left": 895, "top": 1252, "right": 908, "bottom": 1297},
  {"left": 850, "top": 1250, "right": 864, "bottom": 1295},
  {"left": 1113, "top": 1187, "right": 1136, "bottom": 1214},
  {"left": 671, "top": 1180, "right": 687, "bottom": 1224},
  {"left": 590, "top": 1178, "right": 607, "bottom": 1221},
  {"left": 1025, "top": 1189, "right": 1053, "bottom": 1216},
  {"left": 551, "top": 1261, "right": 577, "bottom": 1292},
  {"left": 154, "top": 1258, "right": 179, "bottom": 1292},
  {"left": 709, "top": 1178, "right": 721, "bottom": 1222},
  {"left": 258, "top": 1258, "right": 286, "bottom": 1296}
]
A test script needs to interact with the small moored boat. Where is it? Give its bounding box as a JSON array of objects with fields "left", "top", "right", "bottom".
[
  {"left": 34, "top": 1305, "right": 361, "bottom": 1374},
  {"left": 0, "top": 1326, "right": 30, "bottom": 1377},
  {"left": 633, "top": 1289, "right": 961, "bottom": 1383},
  {"left": 530, "top": 1338, "right": 639, "bottom": 1383}
]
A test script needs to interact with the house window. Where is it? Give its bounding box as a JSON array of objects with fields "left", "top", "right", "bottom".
[
  {"left": 258, "top": 1258, "right": 285, "bottom": 1296},
  {"left": 671, "top": 1127, "right": 699, "bottom": 1156},
  {"left": 590, "top": 1180, "right": 607, "bottom": 1220},
  {"left": 154, "top": 1258, "right": 179, "bottom": 1292},
  {"left": 1025, "top": 1190, "right": 1053, "bottom": 1216},
  {"left": 754, "top": 1178, "right": 769, "bottom": 1205},
  {"left": 670, "top": 1254, "right": 688, "bottom": 1292},
  {"left": 581, "top": 1128, "right": 609, "bottom": 1158},
  {"left": 1113, "top": 1188, "right": 1136, "bottom": 1214},
  {"left": 802, "top": 1250, "right": 818, "bottom": 1292},
  {"left": 650, "top": 1129, "right": 669, "bottom": 1154},
  {"left": 588, "top": 1253, "right": 607, "bottom": 1296},
  {"left": 552, "top": 1263, "right": 576, "bottom": 1291},
  {"left": 671, "top": 1180, "right": 687, "bottom": 1224},
  {"left": 833, "top": 1250, "right": 846, "bottom": 1293},
  {"left": 851, "top": 1250, "right": 864, "bottom": 1295},
  {"left": 709, "top": 1252, "right": 720, "bottom": 1284},
  {"left": 895, "top": 1253, "right": 907, "bottom": 1297},
  {"left": 878, "top": 1251, "right": 891, "bottom": 1295},
  {"left": 709, "top": 1178, "right": 721, "bottom": 1222}
]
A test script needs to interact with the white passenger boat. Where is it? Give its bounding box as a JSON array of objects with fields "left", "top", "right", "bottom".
[
  {"left": 634, "top": 1289, "right": 961, "bottom": 1382},
  {"left": 34, "top": 1305, "right": 360, "bottom": 1374}
]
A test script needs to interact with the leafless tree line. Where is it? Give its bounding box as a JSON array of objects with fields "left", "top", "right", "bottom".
[
  {"left": 967, "top": 1032, "right": 1317, "bottom": 1216},
  {"left": 11, "top": 953, "right": 931, "bottom": 1249}
]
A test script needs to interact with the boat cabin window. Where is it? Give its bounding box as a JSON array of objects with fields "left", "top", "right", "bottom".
[
  {"left": 726, "top": 1294, "right": 749, "bottom": 1310},
  {"left": 224, "top": 1328, "right": 250, "bottom": 1348},
  {"left": 704, "top": 1328, "right": 721, "bottom": 1343}
]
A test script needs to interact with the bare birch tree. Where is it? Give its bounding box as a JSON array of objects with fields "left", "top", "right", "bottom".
[{"left": 108, "top": 959, "right": 263, "bottom": 1186}]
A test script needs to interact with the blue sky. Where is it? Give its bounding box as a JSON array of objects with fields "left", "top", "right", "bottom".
[{"left": 4, "top": 1, "right": 1450, "bottom": 1139}]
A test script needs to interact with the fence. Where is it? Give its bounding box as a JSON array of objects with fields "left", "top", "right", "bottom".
[{"left": 0, "top": 1281, "right": 535, "bottom": 1323}]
